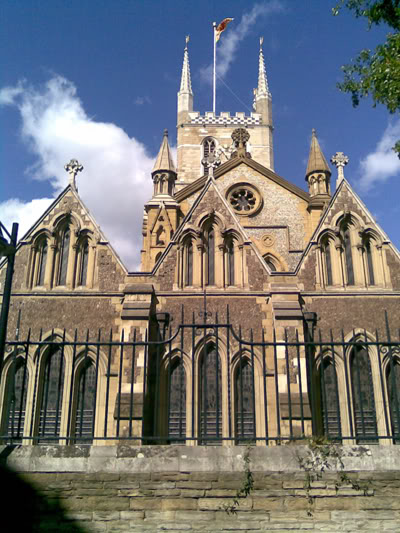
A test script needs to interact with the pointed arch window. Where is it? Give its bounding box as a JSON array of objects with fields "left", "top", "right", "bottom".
[
  {"left": 206, "top": 227, "right": 215, "bottom": 286},
  {"left": 73, "top": 357, "right": 96, "bottom": 444},
  {"left": 77, "top": 240, "right": 89, "bottom": 287},
  {"left": 350, "top": 343, "right": 377, "bottom": 443},
  {"left": 58, "top": 227, "right": 71, "bottom": 286},
  {"left": 235, "top": 358, "right": 255, "bottom": 442},
  {"left": 38, "top": 344, "right": 65, "bottom": 442},
  {"left": 387, "top": 358, "right": 400, "bottom": 443},
  {"left": 184, "top": 240, "right": 193, "bottom": 286},
  {"left": 168, "top": 359, "right": 186, "bottom": 442},
  {"left": 3, "top": 357, "right": 28, "bottom": 442},
  {"left": 226, "top": 238, "right": 235, "bottom": 286},
  {"left": 319, "top": 358, "right": 341, "bottom": 439},
  {"left": 342, "top": 222, "right": 355, "bottom": 286},
  {"left": 199, "top": 343, "right": 222, "bottom": 443},
  {"left": 36, "top": 240, "right": 48, "bottom": 287},
  {"left": 202, "top": 138, "right": 216, "bottom": 176},
  {"left": 321, "top": 237, "right": 333, "bottom": 286}
]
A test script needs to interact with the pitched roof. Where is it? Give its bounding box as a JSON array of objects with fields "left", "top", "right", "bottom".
[
  {"left": 175, "top": 154, "right": 310, "bottom": 203},
  {"left": 306, "top": 129, "right": 331, "bottom": 178},
  {"left": 152, "top": 129, "right": 176, "bottom": 174}
]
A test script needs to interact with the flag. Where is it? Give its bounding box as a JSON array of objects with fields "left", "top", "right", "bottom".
[{"left": 215, "top": 18, "right": 234, "bottom": 42}]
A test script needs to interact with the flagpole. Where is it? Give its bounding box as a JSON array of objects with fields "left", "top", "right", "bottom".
[{"left": 213, "top": 21, "right": 216, "bottom": 114}]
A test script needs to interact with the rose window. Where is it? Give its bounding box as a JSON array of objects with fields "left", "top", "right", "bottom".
[{"left": 227, "top": 184, "right": 261, "bottom": 216}]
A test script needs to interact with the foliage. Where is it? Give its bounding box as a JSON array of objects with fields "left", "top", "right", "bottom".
[
  {"left": 222, "top": 445, "right": 254, "bottom": 515},
  {"left": 333, "top": 1, "right": 400, "bottom": 156},
  {"left": 295, "top": 436, "right": 372, "bottom": 516}
]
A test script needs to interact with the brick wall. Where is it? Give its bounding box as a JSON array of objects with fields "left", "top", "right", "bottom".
[{"left": 2, "top": 445, "right": 400, "bottom": 532}]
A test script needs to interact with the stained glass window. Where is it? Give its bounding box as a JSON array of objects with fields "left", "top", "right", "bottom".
[
  {"left": 199, "top": 344, "right": 222, "bottom": 443},
  {"left": 5, "top": 359, "right": 28, "bottom": 442},
  {"left": 168, "top": 360, "right": 186, "bottom": 442},
  {"left": 319, "top": 358, "right": 341, "bottom": 439},
  {"left": 79, "top": 241, "right": 89, "bottom": 287},
  {"left": 235, "top": 359, "right": 255, "bottom": 442},
  {"left": 387, "top": 358, "right": 400, "bottom": 443},
  {"left": 206, "top": 228, "right": 215, "bottom": 286},
  {"left": 58, "top": 228, "right": 70, "bottom": 285},
  {"left": 38, "top": 345, "right": 65, "bottom": 442},
  {"left": 350, "top": 344, "right": 377, "bottom": 443},
  {"left": 37, "top": 241, "right": 48, "bottom": 286},
  {"left": 74, "top": 358, "right": 96, "bottom": 444}
]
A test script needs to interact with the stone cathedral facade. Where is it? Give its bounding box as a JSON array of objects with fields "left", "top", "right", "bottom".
[{"left": 1, "top": 40, "right": 400, "bottom": 445}]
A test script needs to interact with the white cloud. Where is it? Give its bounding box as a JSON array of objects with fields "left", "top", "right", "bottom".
[
  {"left": 200, "top": 1, "right": 284, "bottom": 84},
  {"left": 0, "top": 76, "right": 154, "bottom": 269},
  {"left": 358, "top": 120, "right": 400, "bottom": 192},
  {"left": 134, "top": 96, "right": 151, "bottom": 105}
]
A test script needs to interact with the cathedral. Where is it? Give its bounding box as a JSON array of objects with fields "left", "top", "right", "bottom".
[{"left": 1, "top": 39, "right": 400, "bottom": 446}]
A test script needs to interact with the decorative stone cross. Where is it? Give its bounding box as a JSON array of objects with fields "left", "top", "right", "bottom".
[
  {"left": 202, "top": 152, "right": 221, "bottom": 178},
  {"left": 64, "top": 159, "right": 83, "bottom": 189},
  {"left": 330, "top": 152, "right": 349, "bottom": 186}
]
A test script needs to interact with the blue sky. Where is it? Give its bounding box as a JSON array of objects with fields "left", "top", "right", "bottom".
[{"left": 1, "top": 0, "right": 399, "bottom": 269}]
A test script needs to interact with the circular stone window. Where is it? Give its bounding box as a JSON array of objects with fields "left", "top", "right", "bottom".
[{"left": 227, "top": 183, "right": 261, "bottom": 216}]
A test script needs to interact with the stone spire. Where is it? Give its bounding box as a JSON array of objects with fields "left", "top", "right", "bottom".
[
  {"left": 256, "top": 37, "right": 270, "bottom": 99},
  {"left": 152, "top": 129, "right": 176, "bottom": 175},
  {"left": 253, "top": 37, "right": 274, "bottom": 170},
  {"left": 177, "top": 36, "right": 193, "bottom": 124},
  {"left": 306, "top": 129, "right": 331, "bottom": 179}
]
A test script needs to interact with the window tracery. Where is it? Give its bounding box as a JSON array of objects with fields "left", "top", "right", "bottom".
[{"left": 226, "top": 183, "right": 261, "bottom": 216}]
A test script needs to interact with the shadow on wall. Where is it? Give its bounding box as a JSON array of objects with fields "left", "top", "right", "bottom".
[{"left": 0, "top": 446, "right": 87, "bottom": 533}]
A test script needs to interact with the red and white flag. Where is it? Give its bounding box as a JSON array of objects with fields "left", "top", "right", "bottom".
[{"left": 215, "top": 17, "right": 234, "bottom": 42}]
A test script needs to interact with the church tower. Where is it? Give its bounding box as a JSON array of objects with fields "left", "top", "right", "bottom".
[{"left": 176, "top": 37, "right": 274, "bottom": 191}]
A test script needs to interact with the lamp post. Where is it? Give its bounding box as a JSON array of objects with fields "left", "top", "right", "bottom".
[{"left": 0, "top": 221, "right": 18, "bottom": 383}]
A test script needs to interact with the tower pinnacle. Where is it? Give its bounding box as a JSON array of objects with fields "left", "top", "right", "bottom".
[
  {"left": 179, "top": 35, "right": 193, "bottom": 95},
  {"left": 306, "top": 129, "right": 331, "bottom": 179},
  {"left": 177, "top": 35, "right": 194, "bottom": 125},
  {"left": 256, "top": 37, "right": 270, "bottom": 99}
]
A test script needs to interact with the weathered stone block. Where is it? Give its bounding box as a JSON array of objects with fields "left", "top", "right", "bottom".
[{"left": 162, "top": 498, "right": 197, "bottom": 511}]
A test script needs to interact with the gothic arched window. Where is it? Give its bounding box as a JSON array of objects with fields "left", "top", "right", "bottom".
[
  {"left": 386, "top": 358, "right": 400, "bottom": 443},
  {"left": 362, "top": 234, "right": 377, "bottom": 286},
  {"left": 341, "top": 221, "right": 355, "bottom": 286},
  {"left": 202, "top": 138, "right": 216, "bottom": 176},
  {"left": 73, "top": 357, "right": 96, "bottom": 444},
  {"left": 36, "top": 239, "right": 48, "bottom": 287},
  {"left": 168, "top": 359, "right": 186, "bottom": 442},
  {"left": 3, "top": 357, "right": 28, "bottom": 442},
  {"left": 184, "top": 240, "right": 193, "bottom": 286},
  {"left": 57, "top": 227, "right": 71, "bottom": 286},
  {"left": 235, "top": 359, "right": 255, "bottom": 442},
  {"left": 319, "top": 358, "right": 341, "bottom": 439},
  {"left": 77, "top": 240, "right": 89, "bottom": 287},
  {"left": 199, "top": 344, "right": 222, "bottom": 443},
  {"left": 206, "top": 227, "right": 215, "bottom": 286},
  {"left": 321, "top": 237, "right": 333, "bottom": 286},
  {"left": 38, "top": 344, "right": 65, "bottom": 442},
  {"left": 226, "top": 238, "right": 235, "bottom": 286},
  {"left": 350, "top": 343, "right": 377, "bottom": 443}
]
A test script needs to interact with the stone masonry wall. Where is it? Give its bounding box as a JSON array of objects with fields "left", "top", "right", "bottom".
[{"left": 2, "top": 445, "right": 400, "bottom": 533}]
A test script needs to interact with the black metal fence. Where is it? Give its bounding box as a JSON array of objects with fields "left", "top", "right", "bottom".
[{"left": 1, "top": 309, "right": 399, "bottom": 445}]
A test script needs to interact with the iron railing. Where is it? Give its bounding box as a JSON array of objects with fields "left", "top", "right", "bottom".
[{"left": 0, "top": 309, "right": 399, "bottom": 445}]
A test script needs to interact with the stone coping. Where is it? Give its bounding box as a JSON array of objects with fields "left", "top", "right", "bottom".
[{"left": 2, "top": 444, "right": 400, "bottom": 474}]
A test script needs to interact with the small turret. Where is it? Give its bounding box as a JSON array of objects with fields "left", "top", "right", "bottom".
[
  {"left": 151, "top": 129, "right": 177, "bottom": 198},
  {"left": 306, "top": 129, "right": 332, "bottom": 231},
  {"left": 177, "top": 36, "right": 193, "bottom": 126},
  {"left": 141, "top": 130, "right": 179, "bottom": 271}
]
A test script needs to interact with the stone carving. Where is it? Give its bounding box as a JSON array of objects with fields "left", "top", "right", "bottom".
[
  {"left": 201, "top": 151, "right": 221, "bottom": 178},
  {"left": 64, "top": 159, "right": 83, "bottom": 189},
  {"left": 262, "top": 233, "right": 275, "bottom": 248},
  {"left": 331, "top": 152, "right": 349, "bottom": 184}
]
